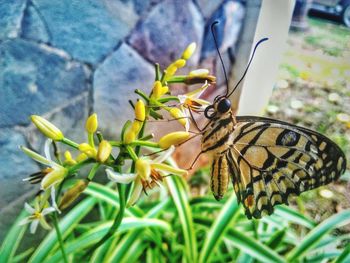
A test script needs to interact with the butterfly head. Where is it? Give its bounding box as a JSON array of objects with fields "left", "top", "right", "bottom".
[{"left": 204, "top": 96, "right": 231, "bottom": 119}]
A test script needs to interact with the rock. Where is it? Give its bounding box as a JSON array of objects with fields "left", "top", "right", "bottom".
[
  {"left": 195, "top": 0, "right": 223, "bottom": 19},
  {"left": 31, "top": 0, "right": 136, "bottom": 63},
  {"left": 129, "top": 0, "right": 164, "bottom": 16},
  {"left": 0, "top": 0, "right": 26, "bottom": 39},
  {"left": 25, "top": 94, "right": 89, "bottom": 151},
  {"left": 201, "top": 0, "right": 245, "bottom": 60},
  {"left": 0, "top": 39, "right": 89, "bottom": 127},
  {"left": 21, "top": 2, "right": 50, "bottom": 43},
  {"left": 128, "top": 0, "right": 204, "bottom": 68},
  {"left": 93, "top": 43, "right": 154, "bottom": 136},
  {"left": 0, "top": 128, "right": 39, "bottom": 210}
]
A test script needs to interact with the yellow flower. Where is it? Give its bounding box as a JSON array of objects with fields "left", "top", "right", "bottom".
[
  {"left": 21, "top": 142, "right": 68, "bottom": 190},
  {"left": 97, "top": 140, "right": 112, "bottom": 163},
  {"left": 135, "top": 99, "right": 146, "bottom": 122},
  {"left": 85, "top": 113, "right": 98, "bottom": 133},
  {"left": 182, "top": 42, "right": 196, "bottom": 60},
  {"left": 78, "top": 143, "right": 97, "bottom": 158},
  {"left": 64, "top": 151, "right": 77, "bottom": 165},
  {"left": 159, "top": 131, "right": 190, "bottom": 149},
  {"left": 169, "top": 108, "right": 189, "bottom": 131},
  {"left": 31, "top": 115, "right": 64, "bottom": 141},
  {"left": 106, "top": 146, "right": 187, "bottom": 206},
  {"left": 151, "top": 81, "right": 163, "bottom": 99}
]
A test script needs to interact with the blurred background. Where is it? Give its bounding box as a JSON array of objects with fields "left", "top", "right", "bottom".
[{"left": 0, "top": 0, "right": 349, "bottom": 248}]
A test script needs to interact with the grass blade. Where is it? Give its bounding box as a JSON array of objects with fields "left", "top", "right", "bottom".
[
  {"left": 198, "top": 194, "right": 240, "bottom": 263},
  {"left": 166, "top": 175, "right": 198, "bottom": 263},
  {"left": 0, "top": 209, "right": 28, "bottom": 262},
  {"left": 287, "top": 209, "right": 350, "bottom": 261},
  {"left": 274, "top": 205, "right": 316, "bottom": 228}
]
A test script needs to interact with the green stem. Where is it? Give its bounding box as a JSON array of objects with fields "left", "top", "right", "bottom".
[
  {"left": 88, "top": 133, "right": 95, "bottom": 148},
  {"left": 88, "top": 163, "right": 100, "bottom": 181},
  {"left": 52, "top": 213, "right": 68, "bottom": 263},
  {"left": 158, "top": 96, "right": 180, "bottom": 103},
  {"left": 166, "top": 75, "right": 186, "bottom": 83},
  {"left": 126, "top": 146, "right": 138, "bottom": 161},
  {"left": 68, "top": 158, "right": 95, "bottom": 173},
  {"left": 155, "top": 63, "right": 161, "bottom": 81},
  {"left": 131, "top": 140, "right": 159, "bottom": 148},
  {"left": 61, "top": 137, "right": 79, "bottom": 149},
  {"left": 86, "top": 167, "right": 126, "bottom": 255},
  {"left": 109, "top": 141, "right": 123, "bottom": 147},
  {"left": 135, "top": 89, "right": 150, "bottom": 102}
]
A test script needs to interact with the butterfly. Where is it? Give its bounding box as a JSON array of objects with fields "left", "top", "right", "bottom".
[{"left": 194, "top": 23, "right": 347, "bottom": 219}]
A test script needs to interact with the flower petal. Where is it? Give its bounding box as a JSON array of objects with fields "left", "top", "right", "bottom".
[
  {"left": 41, "top": 167, "right": 66, "bottom": 190},
  {"left": 44, "top": 139, "right": 53, "bottom": 163},
  {"left": 39, "top": 218, "right": 51, "bottom": 230},
  {"left": 153, "top": 145, "right": 175, "bottom": 163},
  {"left": 30, "top": 220, "right": 39, "bottom": 234},
  {"left": 24, "top": 203, "right": 35, "bottom": 214},
  {"left": 20, "top": 146, "right": 52, "bottom": 166},
  {"left": 106, "top": 169, "right": 137, "bottom": 184},
  {"left": 152, "top": 163, "right": 188, "bottom": 176},
  {"left": 127, "top": 178, "right": 143, "bottom": 207},
  {"left": 18, "top": 217, "right": 31, "bottom": 226}
]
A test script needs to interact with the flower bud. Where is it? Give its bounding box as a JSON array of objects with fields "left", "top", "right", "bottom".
[
  {"left": 78, "top": 143, "right": 97, "bottom": 158},
  {"left": 169, "top": 108, "right": 187, "bottom": 127},
  {"left": 130, "top": 121, "right": 142, "bottom": 134},
  {"left": 124, "top": 129, "right": 136, "bottom": 144},
  {"left": 174, "top": 59, "right": 186, "bottom": 68},
  {"left": 64, "top": 151, "right": 77, "bottom": 165},
  {"left": 31, "top": 115, "right": 64, "bottom": 141},
  {"left": 76, "top": 153, "right": 88, "bottom": 162},
  {"left": 97, "top": 140, "right": 112, "bottom": 163},
  {"left": 182, "top": 42, "right": 196, "bottom": 60},
  {"left": 135, "top": 100, "right": 145, "bottom": 122},
  {"left": 151, "top": 81, "right": 162, "bottom": 99},
  {"left": 85, "top": 113, "right": 98, "bottom": 133},
  {"left": 136, "top": 158, "right": 151, "bottom": 180},
  {"left": 189, "top": 69, "right": 209, "bottom": 77},
  {"left": 59, "top": 180, "right": 89, "bottom": 210},
  {"left": 161, "top": 85, "right": 169, "bottom": 95},
  {"left": 165, "top": 64, "right": 178, "bottom": 78},
  {"left": 41, "top": 166, "right": 67, "bottom": 190},
  {"left": 184, "top": 75, "right": 216, "bottom": 85},
  {"left": 159, "top": 131, "right": 190, "bottom": 149}
]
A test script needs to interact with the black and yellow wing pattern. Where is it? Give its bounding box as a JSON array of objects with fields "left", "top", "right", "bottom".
[{"left": 225, "top": 116, "right": 346, "bottom": 219}]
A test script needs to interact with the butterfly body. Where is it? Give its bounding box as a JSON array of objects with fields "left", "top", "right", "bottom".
[{"left": 200, "top": 99, "right": 347, "bottom": 219}]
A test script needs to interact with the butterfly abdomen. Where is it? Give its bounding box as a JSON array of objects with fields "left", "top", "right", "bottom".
[{"left": 211, "top": 154, "right": 230, "bottom": 200}]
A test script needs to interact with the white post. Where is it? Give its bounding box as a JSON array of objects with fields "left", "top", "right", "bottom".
[{"left": 237, "top": 0, "right": 296, "bottom": 116}]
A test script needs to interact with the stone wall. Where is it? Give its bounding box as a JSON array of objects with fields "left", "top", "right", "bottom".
[{"left": 0, "top": 0, "right": 258, "bottom": 240}]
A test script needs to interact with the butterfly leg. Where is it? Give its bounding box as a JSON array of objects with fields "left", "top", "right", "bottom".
[{"left": 186, "top": 151, "right": 203, "bottom": 171}]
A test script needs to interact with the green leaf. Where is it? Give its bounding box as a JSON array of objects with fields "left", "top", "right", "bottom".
[
  {"left": 287, "top": 209, "right": 350, "bottom": 261},
  {"left": 274, "top": 205, "right": 316, "bottom": 228},
  {"left": 28, "top": 197, "right": 96, "bottom": 263},
  {"left": 198, "top": 194, "right": 240, "bottom": 263},
  {"left": 333, "top": 243, "right": 350, "bottom": 263},
  {"left": 0, "top": 209, "right": 28, "bottom": 262},
  {"left": 49, "top": 218, "right": 171, "bottom": 262},
  {"left": 166, "top": 176, "right": 198, "bottom": 263}
]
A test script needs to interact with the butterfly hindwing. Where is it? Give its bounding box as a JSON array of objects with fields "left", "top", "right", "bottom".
[{"left": 226, "top": 116, "right": 346, "bottom": 219}]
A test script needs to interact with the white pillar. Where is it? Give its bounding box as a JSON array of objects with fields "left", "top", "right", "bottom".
[{"left": 237, "top": 0, "right": 295, "bottom": 116}]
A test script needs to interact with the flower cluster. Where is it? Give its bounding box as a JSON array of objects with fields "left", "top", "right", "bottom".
[{"left": 20, "top": 42, "right": 215, "bottom": 234}]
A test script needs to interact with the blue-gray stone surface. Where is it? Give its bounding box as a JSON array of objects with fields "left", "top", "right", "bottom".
[
  {"left": 0, "top": 0, "right": 26, "bottom": 39},
  {"left": 201, "top": 0, "right": 245, "bottom": 59},
  {"left": 31, "top": 0, "right": 135, "bottom": 64},
  {"left": 0, "top": 39, "right": 88, "bottom": 127},
  {"left": 0, "top": 128, "right": 39, "bottom": 209},
  {"left": 128, "top": 0, "right": 204, "bottom": 67},
  {"left": 94, "top": 43, "right": 154, "bottom": 135}
]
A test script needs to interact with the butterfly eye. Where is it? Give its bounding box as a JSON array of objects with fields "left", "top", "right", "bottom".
[{"left": 217, "top": 98, "right": 231, "bottom": 113}]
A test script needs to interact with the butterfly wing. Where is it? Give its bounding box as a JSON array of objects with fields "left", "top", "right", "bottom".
[{"left": 228, "top": 116, "right": 346, "bottom": 219}]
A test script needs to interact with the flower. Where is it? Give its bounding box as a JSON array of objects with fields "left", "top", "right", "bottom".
[
  {"left": 182, "top": 42, "right": 196, "bottom": 60},
  {"left": 31, "top": 115, "right": 64, "bottom": 141},
  {"left": 158, "top": 131, "right": 190, "bottom": 149},
  {"left": 106, "top": 146, "right": 188, "bottom": 206},
  {"left": 19, "top": 199, "right": 55, "bottom": 234},
  {"left": 21, "top": 140, "right": 68, "bottom": 190},
  {"left": 85, "top": 113, "right": 98, "bottom": 133},
  {"left": 176, "top": 82, "right": 211, "bottom": 131},
  {"left": 97, "top": 140, "right": 112, "bottom": 163}
]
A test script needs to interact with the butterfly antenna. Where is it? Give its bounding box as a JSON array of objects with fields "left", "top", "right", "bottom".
[
  {"left": 211, "top": 21, "right": 230, "bottom": 97},
  {"left": 227, "top": 37, "right": 269, "bottom": 98}
]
